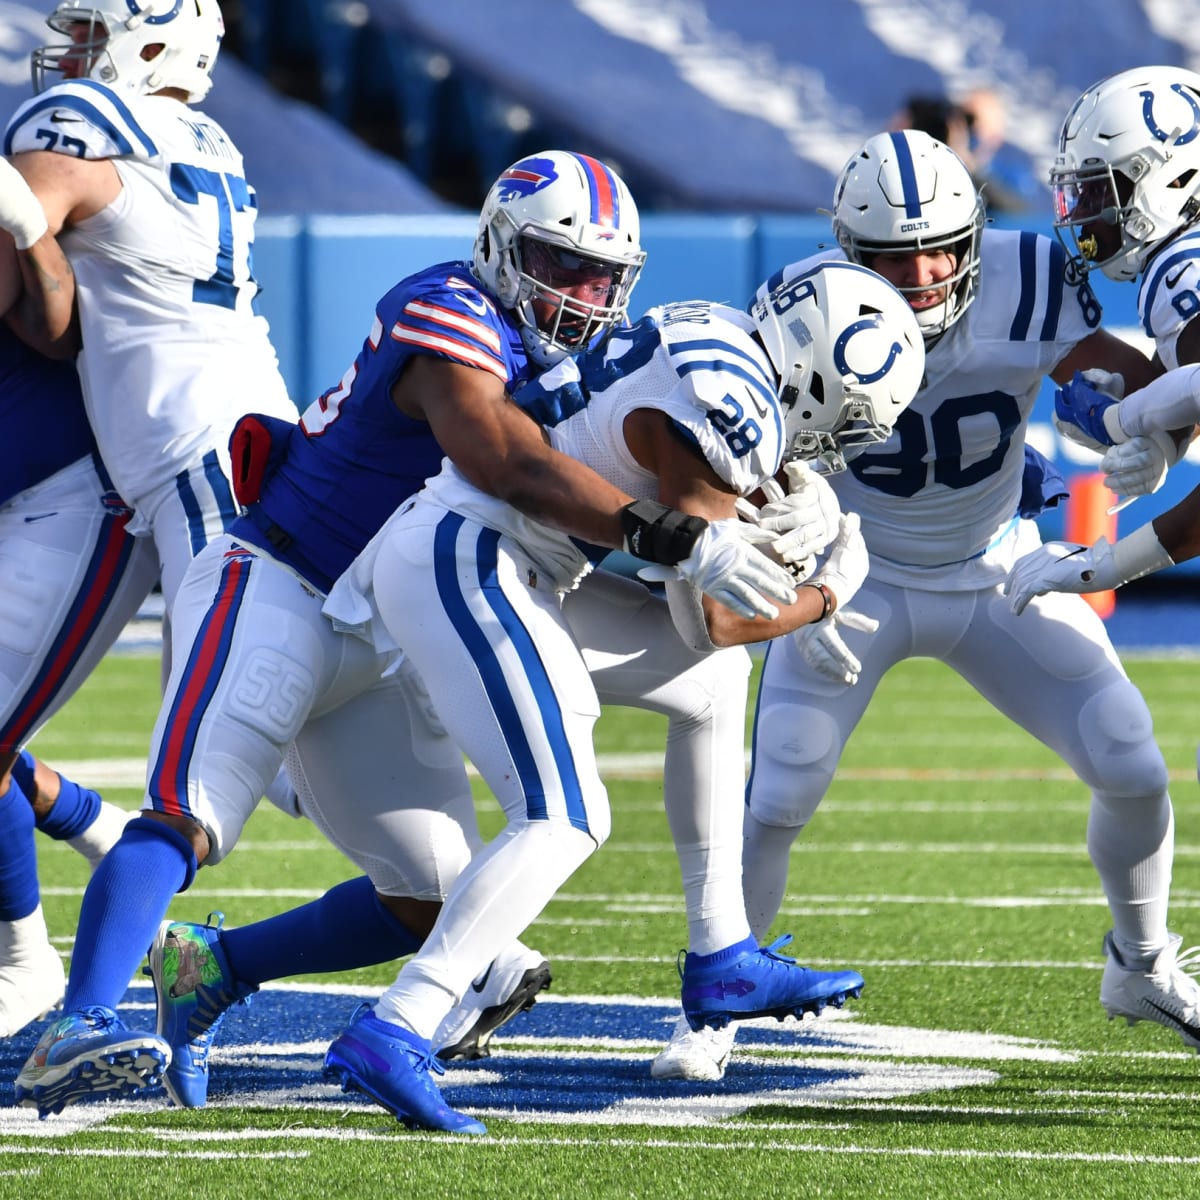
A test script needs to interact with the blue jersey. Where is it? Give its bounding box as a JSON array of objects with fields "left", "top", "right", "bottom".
[
  {"left": 231, "top": 261, "right": 536, "bottom": 592},
  {"left": 0, "top": 325, "right": 96, "bottom": 508}
]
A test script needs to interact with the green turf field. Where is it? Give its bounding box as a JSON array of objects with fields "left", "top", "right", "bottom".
[{"left": 7, "top": 649, "right": 1200, "bottom": 1200}]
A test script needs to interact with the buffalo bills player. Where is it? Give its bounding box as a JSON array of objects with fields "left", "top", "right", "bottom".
[
  {"left": 317, "top": 261, "right": 926, "bottom": 1135},
  {"left": 656, "top": 127, "right": 1200, "bottom": 1082},
  {"left": 0, "top": 198, "right": 157, "bottom": 1039},
  {"left": 15, "top": 149, "right": 798, "bottom": 1118}
]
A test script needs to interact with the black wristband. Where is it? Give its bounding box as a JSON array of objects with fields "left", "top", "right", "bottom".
[
  {"left": 803, "top": 581, "right": 835, "bottom": 621},
  {"left": 619, "top": 499, "right": 707, "bottom": 565}
]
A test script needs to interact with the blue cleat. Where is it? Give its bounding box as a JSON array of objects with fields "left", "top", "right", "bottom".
[
  {"left": 325, "top": 1003, "right": 487, "bottom": 1135},
  {"left": 14, "top": 1005, "right": 169, "bottom": 1117},
  {"left": 679, "top": 934, "right": 864, "bottom": 1031},
  {"left": 145, "top": 913, "right": 258, "bottom": 1108}
]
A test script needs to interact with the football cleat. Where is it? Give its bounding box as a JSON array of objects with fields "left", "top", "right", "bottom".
[
  {"left": 145, "top": 913, "right": 258, "bottom": 1108},
  {"left": 1100, "top": 930, "right": 1200, "bottom": 1051},
  {"left": 651, "top": 1013, "right": 738, "bottom": 1081},
  {"left": 325, "top": 1003, "right": 487, "bottom": 1135},
  {"left": 434, "top": 942, "right": 551, "bottom": 1061},
  {"left": 679, "top": 934, "right": 864, "bottom": 1031},
  {"left": 14, "top": 1005, "right": 169, "bottom": 1117}
]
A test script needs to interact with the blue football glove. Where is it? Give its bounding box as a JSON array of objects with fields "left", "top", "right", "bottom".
[{"left": 1053, "top": 370, "right": 1122, "bottom": 448}]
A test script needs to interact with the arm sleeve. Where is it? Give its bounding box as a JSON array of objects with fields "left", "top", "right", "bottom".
[{"left": 1118, "top": 365, "right": 1200, "bottom": 437}]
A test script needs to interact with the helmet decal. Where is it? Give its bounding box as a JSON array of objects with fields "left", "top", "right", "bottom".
[
  {"left": 572, "top": 153, "right": 620, "bottom": 229},
  {"left": 497, "top": 157, "right": 560, "bottom": 202},
  {"left": 888, "top": 130, "right": 923, "bottom": 219},
  {"left": 833, "top": 316, "right": 905, "bottom": 385},
  {"left": 128, "top": 0, "right": 185, "bottom": 22},
  {"left": 1141, "top": 84, "right": 1200, "bottom": 146}
]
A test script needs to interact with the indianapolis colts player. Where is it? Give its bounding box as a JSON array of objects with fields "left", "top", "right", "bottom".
[
  {"left": 13, "top": 148, "right": 801, "bottom": 1119},
  {"left": 657, "top": 127, "right": 1200, "bottom": 1083},
  {"left": 1007, "top": 68, "right": 1200, "bottom": 620},
  {"left": 318, "top": 260, "right": 926, "bottom": 1134},
  {"left": 3, "top": 0, "right": 297, "bottom": 633},
  {"left": 0, "top": 212, "right": 157, "bottom": 1039}
]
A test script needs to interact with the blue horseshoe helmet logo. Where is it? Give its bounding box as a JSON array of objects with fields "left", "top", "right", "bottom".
[
  {"left": 833, "top": 315, "right": 904, "bottom": 384},
  {"left": 1141, "top": 84, "right": 1200, "bottom": 146}
]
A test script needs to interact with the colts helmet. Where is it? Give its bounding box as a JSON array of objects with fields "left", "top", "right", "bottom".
[
  {"left": 1051, "top": 66, "right": 1200, "bottom": 282},
  {"left": 749, "top": 260, "right": 926, "bottom": 474},
  {"left": 473, "top": 150, "right": 646, "bottom": 368},
  {"left": 833, "top": 129, "right": 985, "bottom": 341},
  {"left": 32, "top": 0, "right": 225, "bottom": 104}
]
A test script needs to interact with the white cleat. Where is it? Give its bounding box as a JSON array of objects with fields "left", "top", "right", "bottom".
[
  {"left": 434, "top": 941, "right": 551, "bottom": 1061},
  {"left": 651, "top": 1013, "right": 738, "bottom": 1081},
  {"left": 0, "top": 909, "right": 66, "bottom": 1038},
  {"left": 1100, "top": 930, "right": 1200, "bottom": 1052}
]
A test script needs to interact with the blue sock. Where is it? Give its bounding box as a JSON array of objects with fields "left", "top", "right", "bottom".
[
  {"left": 0, "top": 777, "right": 40, "bottom": 922},
  {"left": 64, "top": 818, "right": 196, "bottom": 1012},
  {"left": 221, "top": 875, "right": 422, "bottom": 987},
  {"left": 30, "top": 755, "right": 103, "bottom": 841}
]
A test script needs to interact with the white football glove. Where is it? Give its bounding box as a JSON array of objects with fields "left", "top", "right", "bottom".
[
  {"left": 735, "top": 460, "right": 842, "bottom": 568},
  {"left": 807, "top": 511, "right": 870, "bottom": 611},
  {"left": 1052, "top": 368, "right": 1127, "bottom": 453},
  {"left": 0, "top": 157, "right": 48, "bottom": 250},
  {"left": 792, "top": 607, "right": 880, "bottom": 685},
  {"left": 638, "top": 518, "right": 797, "bottom": 620},
  {"left": 1099, "top": 431, "right": 1175, "bottom": 499},
  {"left": 1003, "top": 525, "right": 1174, "bottom": 616}
]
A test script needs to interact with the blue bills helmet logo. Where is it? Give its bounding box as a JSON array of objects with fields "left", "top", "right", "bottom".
[{"left": 497, "top": 156, "right": 559, "bottom": 203}]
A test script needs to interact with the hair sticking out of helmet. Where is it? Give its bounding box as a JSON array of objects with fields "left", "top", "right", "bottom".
[
  {"left": 32, "top": 1, "right": 225, "bottom": 104},
  {"left": 749, "top": 260, "right": 926, "bottom": 474},
  {"left": 1051, "top": 66, "right": 1200, "bottom": 282},
  {"left": 832, "top": 129, "right": 984, "bottom": 342},
  {"left": 472, "top": 150, "right": 647, "bottom": 368}
]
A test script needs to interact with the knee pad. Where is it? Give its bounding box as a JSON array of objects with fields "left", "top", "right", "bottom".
[
  {"left": 123, "top": 816, "right": 200, "bottom": 891},
  {"left": 747, "top": 701, "right": 840, "bottom": 828},
  {"left": 1076, "top": 681, "right": 1169, "bottom": 797}
]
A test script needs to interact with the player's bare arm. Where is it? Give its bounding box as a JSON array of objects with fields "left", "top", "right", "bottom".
[
  {"left": 623, "top": 406, "right": 829, "bottom": 645},
  {"left": 392, "top": 354, "right": 634, "bottom": 548},
  {"left": 1050, "top": 327, "right": 1158, "bottom": 391}
]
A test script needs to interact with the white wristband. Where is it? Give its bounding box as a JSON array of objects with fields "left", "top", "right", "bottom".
[{"left": 1111, "top": 522, "right": 1175, "bottom": 586}]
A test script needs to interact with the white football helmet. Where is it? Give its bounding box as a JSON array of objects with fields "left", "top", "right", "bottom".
[
  {"left": 749, "top": 260, "right": 926, "bottom": 474},
  {"left": 1051, "top": 67, "right": 1200, "bottom": 282},
  {"left": 832, "top": 129, "right": 985, "bottom": 341},
  {"left": 473, "top": 150, "right": 646, "bottom": 368},
  {"left": 32, "top": 0, "right": 224, "bottom": 104}
]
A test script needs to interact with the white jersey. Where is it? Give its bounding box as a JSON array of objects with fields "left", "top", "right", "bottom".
[
  {"left": 794, "top": 230, "right": 1099, "bottom": 589},
  {"left": 4, "top": 82, "right": 294, "bottom": 506},
  {"left": 413, "top": 301, "right": 786, "bottom": 591},
  {"left": 1136, "top": 227, "right": 1200, "bottom": 368}
]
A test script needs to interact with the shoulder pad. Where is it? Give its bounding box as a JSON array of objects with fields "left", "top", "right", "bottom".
[{"left": 4, "top": 81, "right": 159, "bottom": 160}]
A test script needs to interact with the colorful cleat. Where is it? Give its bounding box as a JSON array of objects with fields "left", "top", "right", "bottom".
[
  {"left": 679, "top": 934, "right": 864, "bottom": 1031},
  {"left": 325, "top": 1003, "right": 486, "bottom": 1135},
  {"left": 651, "top": 1013, "right": 737, "bottom": 1081},
  {"left": 145, "top": 913, "right": 258, "bottom": 1108},
  {"left": 435, "top": 942, "right": 551, "bottom": 1061},
  {"left": 14, "top": 1005, "right": 169, "bottom": 1117},
  {"left": 1100, "top": 930, "right": 1200, "bottom": 1052}
]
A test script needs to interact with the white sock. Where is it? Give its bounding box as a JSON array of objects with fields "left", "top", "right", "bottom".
[{"left": 67, "top": 800, "right": 137, "bottom": 872}]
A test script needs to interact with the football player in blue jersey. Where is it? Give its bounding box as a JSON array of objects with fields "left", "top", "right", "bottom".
[
  {"left": 14, "top": 146, "right": 803, "bottom": 1119},
  {"left": 1006, "top": 68, "right": 1200, "bottom": 622},
  {"left": 0, "top": 162, "right": 158, "bottom": 1039},
  {"left": 656, "top": 126, "right": 1200, "bottom": 1082}
]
